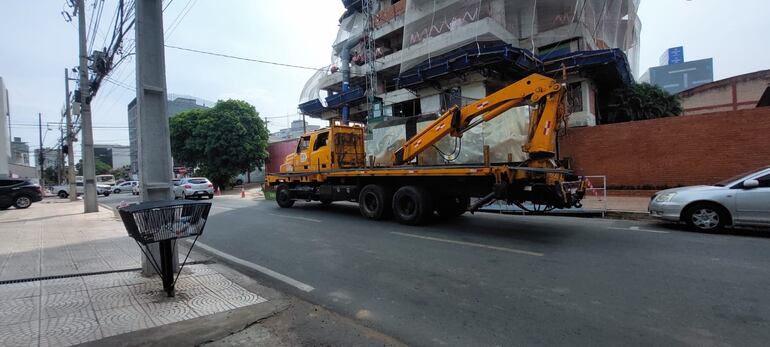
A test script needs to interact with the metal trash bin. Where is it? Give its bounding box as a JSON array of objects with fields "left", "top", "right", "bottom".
[{"left": 118, "top": 200, "right": 211, "bottom": 297}]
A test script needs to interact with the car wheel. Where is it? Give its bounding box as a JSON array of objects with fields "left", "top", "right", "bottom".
[
  {"left": 685, "top": 203, "right": 727, "bottom": 232},
  {"left": 113, "top": 188, "right": 121, "bottom": 194},
  {"left": 276, "top": 184, "right": 294, "bottom": 208},
  {"left": 58, "top": 191, "right": 69, "bottom": 199},
  {"left": 236, "top": 179, "right": 243, "bottom": 186},
  {"left": 13, "top": 195, "right": 33, "bottom": 209},
  {"left": 392, "top": 185, "right": 433, "bottom": 225},
  {"left": 358, "top": 184, "right": 392, "bottom": 220},
  {"left": 104, "top": 192, "right": 111, "bottom": 197}
]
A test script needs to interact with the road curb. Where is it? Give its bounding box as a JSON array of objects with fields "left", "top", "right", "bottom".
[{"left": 477, "top": 208, "right": 654, "bottom": 221}]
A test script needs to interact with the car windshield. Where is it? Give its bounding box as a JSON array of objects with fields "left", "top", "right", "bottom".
[
  {"left": 713, "top": 167, "right": 770, "bottom": 186},
  {"left": 187, "top": 178, "right": 208, "bottom": 184}
]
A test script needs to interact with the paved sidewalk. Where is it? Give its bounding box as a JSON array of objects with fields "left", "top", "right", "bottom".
[{"left": 0, "top": 200, "right": 275, "bottom": 346}]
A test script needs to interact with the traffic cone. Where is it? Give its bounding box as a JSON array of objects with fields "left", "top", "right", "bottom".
[{"left": 240, "top": 186, "right": 246, "bottom": 198}]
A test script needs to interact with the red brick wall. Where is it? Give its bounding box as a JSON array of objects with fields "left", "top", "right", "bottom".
[
  {"left": 266, "top": 139, "right": 298, "bottom": 174},
  {"left": 559, "top": 107, "right": 770, "bottom": 188}
]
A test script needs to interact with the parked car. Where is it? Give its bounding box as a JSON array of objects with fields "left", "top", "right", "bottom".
[
  {"left": 649, "top": 166, "right": 770, "bottom": 232},
  {"left": 111, "top": 180, "right": 138, "bottom": 194},
  {"left": 172, "top": 179, "right": 185, "bottom": 199},
  {"left": 0, "top": 179, "right": 44, "bottom": 209},
  {"left": 179, "top": 177, "right": 214, "bottom": 199},
  {"left": 53, "top": 182, "right": 112, "bottom": 198}
]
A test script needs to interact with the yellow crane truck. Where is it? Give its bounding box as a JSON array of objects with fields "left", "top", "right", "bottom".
[{"left": 266, "top": 73, "right": 587, "bottom": 225}]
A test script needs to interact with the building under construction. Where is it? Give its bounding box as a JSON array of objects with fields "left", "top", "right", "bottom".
[{"left": 298, "top": 0, "right": 641, "bottom": 165}]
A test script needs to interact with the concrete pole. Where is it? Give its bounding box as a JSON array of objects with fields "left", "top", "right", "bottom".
[
  {"left": 135, "top": 0, "right": 177, "bottom": 276},
  {"left": 38, "top": 113, "right": 44, "bottom": 185},
  {"left": 65, "top": 69, "right": 77, "bottom": 201},
  {"left": 77, "top": 0, "right": 98, "bottom": 213}
]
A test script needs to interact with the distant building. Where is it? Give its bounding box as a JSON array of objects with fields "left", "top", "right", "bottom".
[
  {"left": 677, "top": 69, "right": 770, "bottom": 116},
  {"left": 269, "top": 120, "right": 320, "bottom": 142},
  {"left": 34, "top": 148, "right": 59, "bottom": 170},
  {"left": 127, "top": 96, "right": 210, "bottom": 175},
  {"left": 93, "top": 144, "right": 131, "bottom": 168},
  {"left": 10, "top": 137, "right": 29, "bottom": 165},
  {"left": 640, "top": 47, "right": 714, "bottom": 94}
]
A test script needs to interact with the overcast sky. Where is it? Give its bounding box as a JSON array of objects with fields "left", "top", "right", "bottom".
[{"left": 2, "top": 0, "right": 769, "bottom": 164}]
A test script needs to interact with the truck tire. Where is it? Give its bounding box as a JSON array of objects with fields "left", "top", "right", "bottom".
[
  {"left": 358, "top": 184, "right": 392, "bottom": 220},
  {"left": 58, "top": 190, "right": 68, "bottom": 199},
  {"left": 436, "top": 196, "right": 469, "bottom": 218},
  {"left": 276, "top": 184, "right": 295, "bottom": 208},
  {"left": 392, "top": 185, "right": 433, "bottom": 225}
]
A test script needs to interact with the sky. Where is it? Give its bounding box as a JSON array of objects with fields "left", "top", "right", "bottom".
[{"left": 2, "top": 0, "right": 770, "bottom": 165}]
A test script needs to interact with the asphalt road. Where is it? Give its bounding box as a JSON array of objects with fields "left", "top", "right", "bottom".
[{"left": 100, "top": 193, "right": 770, "bottom": 346}]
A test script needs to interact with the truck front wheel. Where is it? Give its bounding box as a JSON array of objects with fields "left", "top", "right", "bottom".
[
  {"left": 358, "top": 184, "right": 392, "bottom": 220},
  {"left": 392, "top": 185, "right": 433, "bottom": 225},
  {"left": 276, "top": 184, "right": 295, "bottom": 208}
]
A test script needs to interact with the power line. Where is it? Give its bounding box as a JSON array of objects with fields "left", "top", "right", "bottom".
[{"left": 164, "top": 44, "right": 329, "bottom": 72}]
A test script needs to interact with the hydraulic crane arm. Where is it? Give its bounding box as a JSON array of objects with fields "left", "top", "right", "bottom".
[{"left": 393, "top": 73, "right": 564, "bottom": 165}]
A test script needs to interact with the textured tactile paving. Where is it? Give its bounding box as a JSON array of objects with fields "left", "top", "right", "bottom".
[
  {"left": 194, "top": 273, "right": 238, "bottom": 291},
  {"left": 0, "top": 296, "right": 39, "bottom": 326},
  {"left": 213, "top": 287, "right": 267, "bottom": 308},
  {"left": 41, "top": 276, "right": 86, "bottom": 295},
  {"left": 142, "top": 301, "right": 199, "bottom": 326},
  {"left": 82, "top": 272, "right": 125, "bottom": 290},
  {"left": 0, "top": 281, "right": 39, "bottom": 300},
  {"left": 40, "top": 291, "right": 92, "bottom": 319},
  {"left": 39, "top": 314, "right": 101, "bottom": 347},
  {"left": 0, "top": 320, "right": 38, "bottom": 347},
  {"left": 90, "top": 286, "right": 138, "bottom": 311},
  {"left": 96, "top": 305, "right": 155, "bottom": 338},
  {"left": 187, "top": 293, "right": 237, "bottom": 315}
]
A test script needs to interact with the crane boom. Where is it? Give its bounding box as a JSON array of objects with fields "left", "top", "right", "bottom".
[{"left": 393, "top": 73, "right": 564, "bottom": 165}]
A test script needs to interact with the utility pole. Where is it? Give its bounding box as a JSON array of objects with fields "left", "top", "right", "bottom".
[
  {"left": 38, "top": 113, "right": 44, "bottom": 185},
  {"left": 65, "top": 69, "right": 77, "bottom": 201},
  {"left": 77, "top": 0, "right": 98, "bottom": 212},
  {"left": 136, "top": 0, "right": 177, "bottom": 275}
]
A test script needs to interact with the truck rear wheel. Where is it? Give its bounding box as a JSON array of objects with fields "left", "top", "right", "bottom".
[
  {"left": 358, "top": 184, "right": 392, "bottom": 220},
  {"left": 392, "top": 185, "right": 433, "bottom": 225},
  {"left": 276, "top": 184, "right": 294, "bottom": 208},
  {"left": 436, "top": 196, "right": 469, "bottom": 218}
]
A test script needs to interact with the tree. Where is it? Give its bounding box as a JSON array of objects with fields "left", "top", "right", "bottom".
[
  {"left": 110, "top": 165, "right": 131, "bottom": 181},
  {"left": 602, "top": 83, "right": 683, "bottom": 124},
  {"left": 76, "top": 159, "right": 112, "bottom": 176},
  {"left": 170, "top": 99, "right": 269, "bottom": 190}
]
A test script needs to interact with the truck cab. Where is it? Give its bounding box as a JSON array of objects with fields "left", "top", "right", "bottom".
[{"left": 280, "top": 125, "right": 366, "bottom": 174}]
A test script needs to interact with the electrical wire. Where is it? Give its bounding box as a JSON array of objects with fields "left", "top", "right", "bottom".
[{"left": 164, "top": 44, "right": 330, "bottom": 72}]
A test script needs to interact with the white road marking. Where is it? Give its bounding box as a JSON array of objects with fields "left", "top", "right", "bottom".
[
  {"left": 391, "top": 232, "right": 543, "bottom": 257},
  {"left": 192, "top": 241, "right": 315, "bottom": 292},
  {"left": 268, "top": 213, "right": 322, "bottom": 223},
  {"left": 608, "top": 227, "right": 670, "bottom": 234}
]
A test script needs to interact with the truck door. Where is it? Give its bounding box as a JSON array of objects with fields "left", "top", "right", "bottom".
[
  {"left": 310, "top": 131, "right": 330, "bottom": 171},
  {"left": 734, "top": 173, "right": 770, "bottom": 226},
  {"left": 295, "top": 135, "right": 311, "bottom": 172}
]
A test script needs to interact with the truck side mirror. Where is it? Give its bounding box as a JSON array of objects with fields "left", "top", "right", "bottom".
[{"left": 743, "top": 179, "right": 760, "bottom": 189}]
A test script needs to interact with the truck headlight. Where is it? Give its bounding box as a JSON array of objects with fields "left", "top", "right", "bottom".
[{"left": 654, "top": 193, "right": 676, "bottom": 202}]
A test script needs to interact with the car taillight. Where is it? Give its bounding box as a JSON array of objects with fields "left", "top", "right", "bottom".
[
  {"left": 207, "top": 183, "right": 213, "bottom": 187},
  {"left": 184, "top": 185, "right": 192, "bottom": 189}
]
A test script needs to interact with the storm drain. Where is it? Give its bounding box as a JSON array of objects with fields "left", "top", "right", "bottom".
[{"left": 0, "top": 259, "right": 213, "bottom": 285}]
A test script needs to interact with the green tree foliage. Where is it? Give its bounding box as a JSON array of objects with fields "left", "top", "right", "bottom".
[
  {"left": 43, "top": 167, "right": 58, "bottom": 185},
  {"left": 170, "top": 99, "right": 269, "bottom": 190},
  {"left": 76, "top": 159, "right": 112, "bottom": 176},
  {"left": 602, "top": 83, "right": 683, "bottom": 124},
  {"left": 110, "top": 165, "right": 131, "bottom": 181}
]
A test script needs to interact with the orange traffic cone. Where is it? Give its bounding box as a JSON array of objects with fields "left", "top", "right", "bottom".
[{"left": 240, "top": 186, "right": 246, "bottom": 198}]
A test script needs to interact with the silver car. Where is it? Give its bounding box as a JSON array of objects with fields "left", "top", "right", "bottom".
[
  {"left": 179, "top": 177, "right": 215, "bottom": 199},
  {"left": 649, "top": 166, "right": 770, "bottom": 232}
]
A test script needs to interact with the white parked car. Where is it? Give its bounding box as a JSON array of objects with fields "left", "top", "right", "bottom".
[
  {"left": 172, "top": 179, "right": 185, "bottom": 199},
  {"left": 111, "top": 181, "right": 138, "bottom": 194},
  {"left": 53, "top": 182, "right": 112, "bottom": 198},
  {"left": 649, "top": 166, "right": 770, "bottom": 232},
  {"left": 179, "top": 177, "right": 214, "bottom": 199}
]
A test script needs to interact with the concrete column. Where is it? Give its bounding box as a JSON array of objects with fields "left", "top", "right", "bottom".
[{"left": 135, "top": 0, "right": 177, "bottom": 275}]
